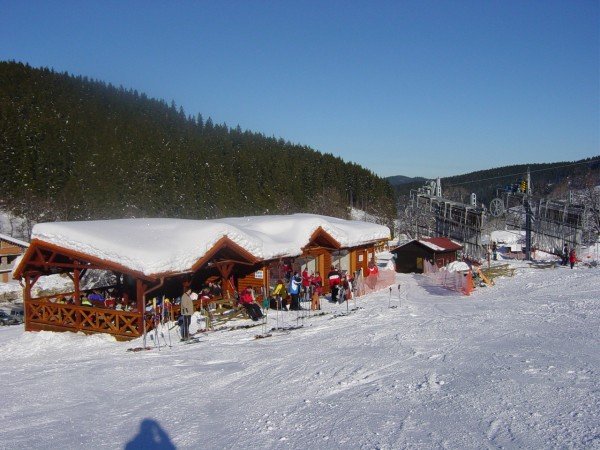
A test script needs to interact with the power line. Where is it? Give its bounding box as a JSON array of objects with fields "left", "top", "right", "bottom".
[{"left": 444, "top": 159, "right": 598, "bottom": 188}]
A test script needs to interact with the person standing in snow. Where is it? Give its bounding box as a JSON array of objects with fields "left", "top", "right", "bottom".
[
  {"left": 310, "top": 271, "right": 323, "bottom": 296},
  {"left": 367, "top": 259, "right": 379, "bottom": 277},
  {"left": 327, "top": 266, "right": 341, "bottom": 302},
  {"left": 271, "top": 279, "right": 288, "bottom": 310},
  {"left": 562, "top": 244, "right": 569, "bottom": 266},
  {"left": 301, "top": 267, "right": 311, "bottom": 302},
  {"left": 288, "top": 271, "right": 302, "bottom": 310},
  {"left": 569, "top": 248, "right": 577, "bottom": 269},
  {"left": 180, "top": 287, "right": 194, "bottom": 341},
  {"left": 492, "top": 242, "right": 498, "bottom": 261}
]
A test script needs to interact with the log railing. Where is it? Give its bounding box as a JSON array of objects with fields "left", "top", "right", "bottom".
[
  {"left": 25, "top": 294, "right": 248, "bottom": 339},
  {"left": 26, "top": 300, "right": 142, "bottom": 339}
]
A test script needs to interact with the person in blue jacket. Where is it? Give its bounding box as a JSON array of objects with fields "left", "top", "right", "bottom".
[{"left": 288, "top": 271, "right": 302, "bottom": 310}]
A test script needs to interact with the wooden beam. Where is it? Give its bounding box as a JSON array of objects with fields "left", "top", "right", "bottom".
[
  {"left": 191, "top": 236, "right": 259, "bottom": 272},
  {"left": 18, "top": 240, "right": 157, "bottom": 283},
  {"left": 208, "top": 258, "right": 256, "bottom": 267},
  {"left": 215, "top": 261, "right": 235, "bottom": 280},
  {"left": 24, "top": 274, "right": 31, "bottom": 303},
  {"left": 136, "top": 279, "right": 145, "bottom": 314},
  {"left": 73, "top": 269, "right": 81, "bottom": 306}
]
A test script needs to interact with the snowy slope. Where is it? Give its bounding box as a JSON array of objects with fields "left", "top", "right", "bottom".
[{"left": 0, "top": 262, "right": 598, "bottom": 449}]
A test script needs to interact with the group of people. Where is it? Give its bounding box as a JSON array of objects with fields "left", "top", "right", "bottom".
[
  {"left": 50, "top": 289, "right": 136, "bottom": 311},
  {"left": 272, "top": 267, "right": 324, "bottom": 311}
]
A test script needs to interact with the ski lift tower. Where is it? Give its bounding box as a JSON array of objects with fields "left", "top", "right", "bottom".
[{"left": 410, "top": 177, "right": 487, "bottom": 257}]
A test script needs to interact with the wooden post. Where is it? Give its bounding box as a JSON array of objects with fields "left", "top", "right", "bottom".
[
  {"left": 262, "top": 264, "right": 269, "bottom": 299},
  {"left": 216, "top": 262, "right": 235, "bottom": 297},
  {"left": 136, "top": 279, "right": 146, "bottom": 336},
  {"left": 24, "top": 274, "right": 31, "bottom": 302},
  {"left": 73, "top": 268, "right": 81, "bottom": 305},
  {"left": 23, "top": 274, "right": 32, "bottom": 331}
]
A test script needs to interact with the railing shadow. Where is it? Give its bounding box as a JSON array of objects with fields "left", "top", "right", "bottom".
[{"left": 125, "top": 418, "right": 176, "bottom": 450}]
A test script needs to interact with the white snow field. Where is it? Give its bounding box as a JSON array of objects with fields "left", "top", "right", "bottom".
[{"left": 0, "top": 262, "right": 598, "bottom": 449}]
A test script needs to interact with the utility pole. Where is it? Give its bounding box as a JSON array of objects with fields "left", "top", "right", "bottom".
[{"left": 525, "top": 167, "right": 532, "bottom": 260}]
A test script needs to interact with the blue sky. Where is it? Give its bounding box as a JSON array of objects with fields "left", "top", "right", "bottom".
[{"left": 1, "top": 0, "right": 598, "bottom": 178}]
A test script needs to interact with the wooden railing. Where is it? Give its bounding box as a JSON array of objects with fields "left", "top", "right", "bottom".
[
  {"left": 26, "top": 300, "right": 142, "bottom": 340},
  {"left": 25, "top": 294, "right": 252, "bottom": 339}
]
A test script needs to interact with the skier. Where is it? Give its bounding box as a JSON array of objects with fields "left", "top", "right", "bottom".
[
  {"left": 562, "top": 244, "right": 569, "bottom": 266},
  {"left": 327, "top": 266, "right": 341, "bottom": 303},
  {"left": 310, "top": 271, "right": 323, "bottom": 296},
  {"left": 239, "top": 287, "right": 263, "bottom": 320},
  {"left": 301, "top": 267, "right": 311, "bottom": 302},
  {"left": 366, "top": 259, "right": 379, "bottom": 290},
  {"left": 367, "top": 259, "right": 379, "bottom": 276},
  {"left": 339, "top": 273, "right": 353, "bottom": 303},
  {"left": 282, "top": 260, "right": 293, "bottom": 282},
  {"left": 271, "top": 279, "right": 288, "bottom": 310},
  {"left": 180, "top": 287, "right": 194, "bottom": 341},
  {"left": 569, "top": 248, "right": 577, "bottom": 269},
  {"left": 288, "top": 271, "right": 302, "bottom": 310}
]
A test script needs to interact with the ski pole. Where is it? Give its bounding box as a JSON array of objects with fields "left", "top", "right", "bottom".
[
  {"left": 388, "top": 286, "right": 392, "bottom": 308},
  {"left": 153, "top": 298, "right": 160, "bottom": 351},
  {"left": 397, "top": 284, "right": 402, "bottom": 309}
]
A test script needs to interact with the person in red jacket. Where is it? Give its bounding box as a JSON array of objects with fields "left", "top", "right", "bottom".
[
  {"left": 310, "top": 271, "right": 323, "bottom": 296},
  {"left": 366, "top": 259, "right": 379, "bottom": 290},
  {"left": 569, "top": 248, "right": 577, "bottom": 269},
  {"left": 301, "top": 268, "right": 311, "bottom": 301},
  {"left": 367, "top": 261, "right": 379, "bottom": 276},
  {"left": 239, "top": 287, "right": 263, "bottom": 321},
  {"left": 327, "top": 266, "right": 341, "bottom": 303}
]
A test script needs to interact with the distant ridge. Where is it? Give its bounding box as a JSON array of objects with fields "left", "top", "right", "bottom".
[
  {"left": 386, "top": 175, "right": 427, "bottom": 187},
  {"left": 391, "top": 157, "right": 600, "bottom": 205}
]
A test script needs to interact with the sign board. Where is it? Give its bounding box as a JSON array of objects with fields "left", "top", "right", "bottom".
[
  {"left": 358, "top": 254, "right": 364, "bottom": 262},
  {"left": 254, "top": 270, "right": 264, "bottom": 279}
]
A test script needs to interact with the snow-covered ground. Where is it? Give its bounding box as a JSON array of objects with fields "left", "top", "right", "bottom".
[{"left": 0, "top": 262, "right": 598, "bottom": 449}]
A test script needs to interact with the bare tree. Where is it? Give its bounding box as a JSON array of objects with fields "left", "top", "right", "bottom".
[{"left": 581, "top": 173, "right": 600, "bottom": 244}]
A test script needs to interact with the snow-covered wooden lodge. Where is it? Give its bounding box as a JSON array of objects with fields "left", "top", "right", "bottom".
[{"left": 13, "top": 214, "right": 389, "bottom": 340}]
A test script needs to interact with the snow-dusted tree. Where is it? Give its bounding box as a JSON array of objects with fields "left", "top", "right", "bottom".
[{"left": 581, "top": 172, "right": 600, "bottom": 244}]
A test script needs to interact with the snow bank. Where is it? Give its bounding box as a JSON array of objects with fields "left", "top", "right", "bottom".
[{"left": 445, "top": 261, "right": 470, "bottom": 272}]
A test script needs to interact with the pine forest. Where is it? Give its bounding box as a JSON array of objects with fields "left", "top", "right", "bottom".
[{"left": 0, "top": 61, "right": 397, "bottom": 228}]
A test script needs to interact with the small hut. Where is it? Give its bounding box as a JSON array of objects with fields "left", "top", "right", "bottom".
[
  {"left": 0, "top": 233, "right": 29, "bottom": 283},
  {"left": 390, "top": 237, "right": 463, "bottom": 273}
]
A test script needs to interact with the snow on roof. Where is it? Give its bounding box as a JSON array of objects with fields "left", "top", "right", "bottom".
[
  {"left": 390, "top": 236, "right": 462, "bottom": 253},
  {"left": 0, "top": 232, "right": 29, "bottom": 248},
  {"left": 30, "top": 214, "right": 390, "bottom": 276},
  {"left": 418, "top": 237, "right": 462, "bottom": 252}
]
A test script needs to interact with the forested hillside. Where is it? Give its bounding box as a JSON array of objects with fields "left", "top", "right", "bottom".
[{"left": 0, "top": 61, "right": 396, "bottom": 228}]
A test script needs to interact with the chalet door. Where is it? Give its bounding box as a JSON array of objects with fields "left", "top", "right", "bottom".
[{"left": 416, "top": 257, "right": 423, "bottom": 271}]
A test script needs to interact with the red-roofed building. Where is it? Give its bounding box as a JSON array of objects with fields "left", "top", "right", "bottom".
[{"left": 390, "top": 237, "right": 463, "bottom": 273}]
